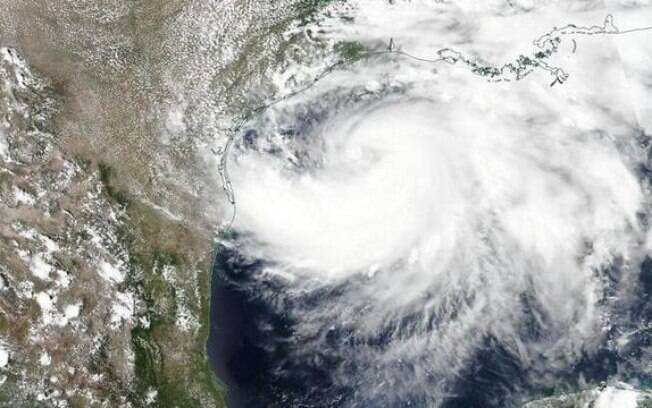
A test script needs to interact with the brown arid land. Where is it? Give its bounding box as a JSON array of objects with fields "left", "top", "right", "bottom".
[{"left": 0, "top": 1, "right": 331, "bottom": 406}]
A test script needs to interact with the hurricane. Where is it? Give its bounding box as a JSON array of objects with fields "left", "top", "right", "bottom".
[{"left": 210, "top": 2, "right": 652, "bottom": 407}]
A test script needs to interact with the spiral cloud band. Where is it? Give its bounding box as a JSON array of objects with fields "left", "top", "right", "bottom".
[{"left": 216, "top": 2, "right": 652, "bottom": 407}]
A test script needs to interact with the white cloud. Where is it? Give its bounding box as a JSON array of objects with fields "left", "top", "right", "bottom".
[
  {"left": 97, "top": 260, "right": 126, "bottom": 284},
  {"left": 110, "top": 291, "right": 134, "bottom": 329},
  {"left": 594, "top": 385, "right": 640, "bottom": 408},
  {"left": 39, "top": 352, "right": 50, "bottom": 367},
  {"left": 221, "top": 1, "right": 652, "bottom": 404},
  {"left": 0, "top": 347, "right": 8, "bottom": 368}
]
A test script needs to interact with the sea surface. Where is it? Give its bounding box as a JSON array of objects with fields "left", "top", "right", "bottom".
[{"left": 207, "top": 240, "right": 652, "bottom": 407}]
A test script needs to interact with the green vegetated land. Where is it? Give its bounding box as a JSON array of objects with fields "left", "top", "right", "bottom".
[
  {"left": 334, "top": 41, "right": 365, "bottom": 62},
  {"left": 96, "top": 160, "right": 225, "bottom": 408}
]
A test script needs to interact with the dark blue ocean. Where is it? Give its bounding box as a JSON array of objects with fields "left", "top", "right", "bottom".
[{"left": 207, "top": 238, "right": 652, "bottom": 407}]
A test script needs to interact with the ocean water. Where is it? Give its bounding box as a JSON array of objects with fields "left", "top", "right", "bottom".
[{"left": 207, "top": 238, "right": 652, "bottom": 407}]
